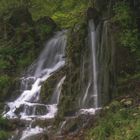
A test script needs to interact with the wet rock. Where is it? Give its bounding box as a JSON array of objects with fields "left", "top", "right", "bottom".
[
  {"left": 60, "top": 114, "right": 95, "bottom": 136},
  {"left": 87, "top": 7, "right": 99, "bottom": 20},
  {"left": 24, "top": 133, "right": 48, "bottom": 140},
  {"left": 122, "top": 98, "right": 133, "bottom": 107},
  {"left": 40, "top": 67, "right": 66, "bottom": 104},
  {"left": 35, "top": 105, "right": 47, "bottom": 116},
  {"left": 14, "top": 105, "right": 24, "bottom": 116},
  {"left": 32, "top": 118, "right": 54, "bottom": 128},
  {"left": 9, "top": 118, "right": 28, "bottom": 130}
]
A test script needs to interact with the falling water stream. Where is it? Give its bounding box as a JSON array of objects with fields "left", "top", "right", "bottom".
[
  {"left": 80, "top": 19, "right": 99, "bottom": 114},
  {"left": 80, "top": 19, "right": 115, "bottom": 114},
  {"left": 3, "top": 31, "right": 67, "bottom": 140},
  {"left": 2, "top": 18, "right": 115, "bottom": 139},
  {"left": 88, "top": 19, "right": 98, "bottom": 108}
]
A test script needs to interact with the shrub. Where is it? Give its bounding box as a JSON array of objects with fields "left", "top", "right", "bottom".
[
  {"left": 0, "top": 131, "right": 10, "bottom": 140},
  {"left": 113, "top": 1, "right": 140, "bottom": 54}
]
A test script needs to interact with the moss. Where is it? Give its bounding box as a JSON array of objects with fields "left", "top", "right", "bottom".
[
  {"left": 0, "top": 131, "right": 10, "bottom": 140},
  {"left": 57, "top": 20, "right": 87, "bottom": 118},
  {"left": 40, "top": 67, "right": 66, "bottom": 103},
  {"left": 0, "top": 75, "right": 12, "bottom": 102},
  {"left": 0, "top": 116, "right": 11, "bottom": 140},
  {"left": 35, "top": 16, "right": 57, "bottom": 41},
  {"left": 9, "top": 6, "right": 33, "bottom": 28}
]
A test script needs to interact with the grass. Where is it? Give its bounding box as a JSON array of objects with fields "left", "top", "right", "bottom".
[
  {"left": 86, "top": 98, "right": 140, "bottom": 140},
  {"left": 0, "top": 116, "right": 10, "bottom": 140}
]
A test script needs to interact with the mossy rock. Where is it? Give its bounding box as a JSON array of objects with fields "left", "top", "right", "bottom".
[
  {"left": 0, "top": 131, "right": 10, "bottom": 140},
  {"left": 35, "top": 16, "right": 57, "bottom": 41},
  {"left": 120, "top": 98, "right": 134, "bottom": 107},
  {"left": 109, "top": 100, "right": 121, "bottom": 112},
  {"left": 58, "top": 22, "right": 88, "bottom": 118},
  {"left": 36, "top": 16, "right": 57, "bottom": 30},
  {"left": 40, "top": 67, "right": 66, "bottom": 104}
]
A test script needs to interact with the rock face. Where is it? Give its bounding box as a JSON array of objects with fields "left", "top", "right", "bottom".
[
  {"left": 94, "top": 0, "right": 108, "bottom": 11},
  {"left": 87, "top": 7, "right": 99, "bottom": 20},
  {"left": 36, "top": 16, "right": 57, "bottom": 30},
  {"left": 58, "top": 12, "right": 116, "bottom": 118},
  {"left": 40, "top": 67, "right": 66, "bottom": 104}
]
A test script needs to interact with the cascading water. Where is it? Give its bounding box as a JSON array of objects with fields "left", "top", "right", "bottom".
[
  {"left": 88, "top": 19, "right": 98, "bottom": 109},
  {"left": 3, "top": 31, "right": 67, "bottom": 139},
  {"left": 80, "top": 19, "right": 99, "bottom": 114},
  {"left": 79, "top": 18, "right": 116, "bottom": 115}
]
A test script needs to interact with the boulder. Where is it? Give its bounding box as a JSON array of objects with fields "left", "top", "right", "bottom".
[{"left": 36, "top": 16, "right": 57, "bottom": 30}]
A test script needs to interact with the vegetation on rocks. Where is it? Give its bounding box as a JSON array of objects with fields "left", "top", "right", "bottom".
[
  {"left": 86, "top": 96, "right": 140, "bottom": 140},
  {"left": 85, "top": 1, "right": 140, "bottom": 140},
  {"left": 0, "top": 4, "right": 56, "bottom": 101},
  {"left": 0, "top": 0, "right": 140, "bottom": 140},
  {"left": 58, "top": 21, "right": 88, "bottom": 118},
  {"left": 0, "top": 116, "right": 11, "bottom": 140}
]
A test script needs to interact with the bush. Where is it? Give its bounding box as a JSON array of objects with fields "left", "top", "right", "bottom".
[
  {"left": 0, "top": 75, "right": 11, "bottom": 101},
  {"left": 0, "top": 75, "right": 10, "bottom": 89},
  {"left": 0, "top": 131, "right": 10, "bottom": 140},
  {"left": 0, "top": 117, "right": 9, "bottom": 130},
  {"left": 113, "top": 1, "right": 140, "bottom": 52},
  {"left": 86, "top": 100, "right": 140, "bottom": 140},
  {"left": 113, "top": 2, "right": 132, "bottom": 27}
]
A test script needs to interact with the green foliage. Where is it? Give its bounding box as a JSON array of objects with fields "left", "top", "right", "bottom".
[
  {"left": 113, "top": 1, "right": 140, "bottom": 53},
  {"left": 0, "top": 116, "right": 9, "bottom": 130},
  {"left": 0, "top": 0, "right": 90, "bottom": 28},
  {"left": 0, "top": 0, "right": 31, "bottom": 14},
  {"left": 120, "top": 29, "right": 139, "bottom": 52},
  {"left": 0, "top": 75, "right": 12, "bottom": 101},
  {"left": 36, "top": 24, "right": 53, "bottom": 40},
  {"left": 51, "top": 0, "right": 88, "bottom": 28},
  {"left": 86, "top": 100, "right": 140, "bottom": 140},
  {"left": 0, "top": 131, "right": 10, "bottom": 140},
  {"left": 0, "top": 75, "right": 11, "bottom": 89},
  {"left": 0, "top": 116, "right": 10, "bottom": 140},
  {"left": 113, "top": 2, "right": 132, "bottom": 27},
  {"left": 0, "top": 59, "right": 10, "bottom": 70}
]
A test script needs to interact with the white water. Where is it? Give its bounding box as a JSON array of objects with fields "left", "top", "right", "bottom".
[
  {"left": 80, "top": 19, "right": 99, "bottom": 114},
  {"left": 3, "top": 31, "right": 67, "bottom": 120},
  {"left": 89, "top": 19, "right": 98, "bottom": 109},
  {"left": 20, "top": 126, "right": 44, "bottom": 140}
]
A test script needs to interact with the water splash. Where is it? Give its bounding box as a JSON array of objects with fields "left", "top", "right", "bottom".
[{"left": 3, "top": 31, "right": 67, "bottom": 120}]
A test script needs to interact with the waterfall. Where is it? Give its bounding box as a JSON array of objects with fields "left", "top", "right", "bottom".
[
  {"left": 80, "top": 19, "right": 99, "bottom": 111},
  {"left": 89, "top": 19, "right": 98, "bottom": 108},
  {"left": 3, "top": 31, "right": 67, "bottom": 120},
  {"left": 80, "top": 19, "right": 115, "bottom": 113}
]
